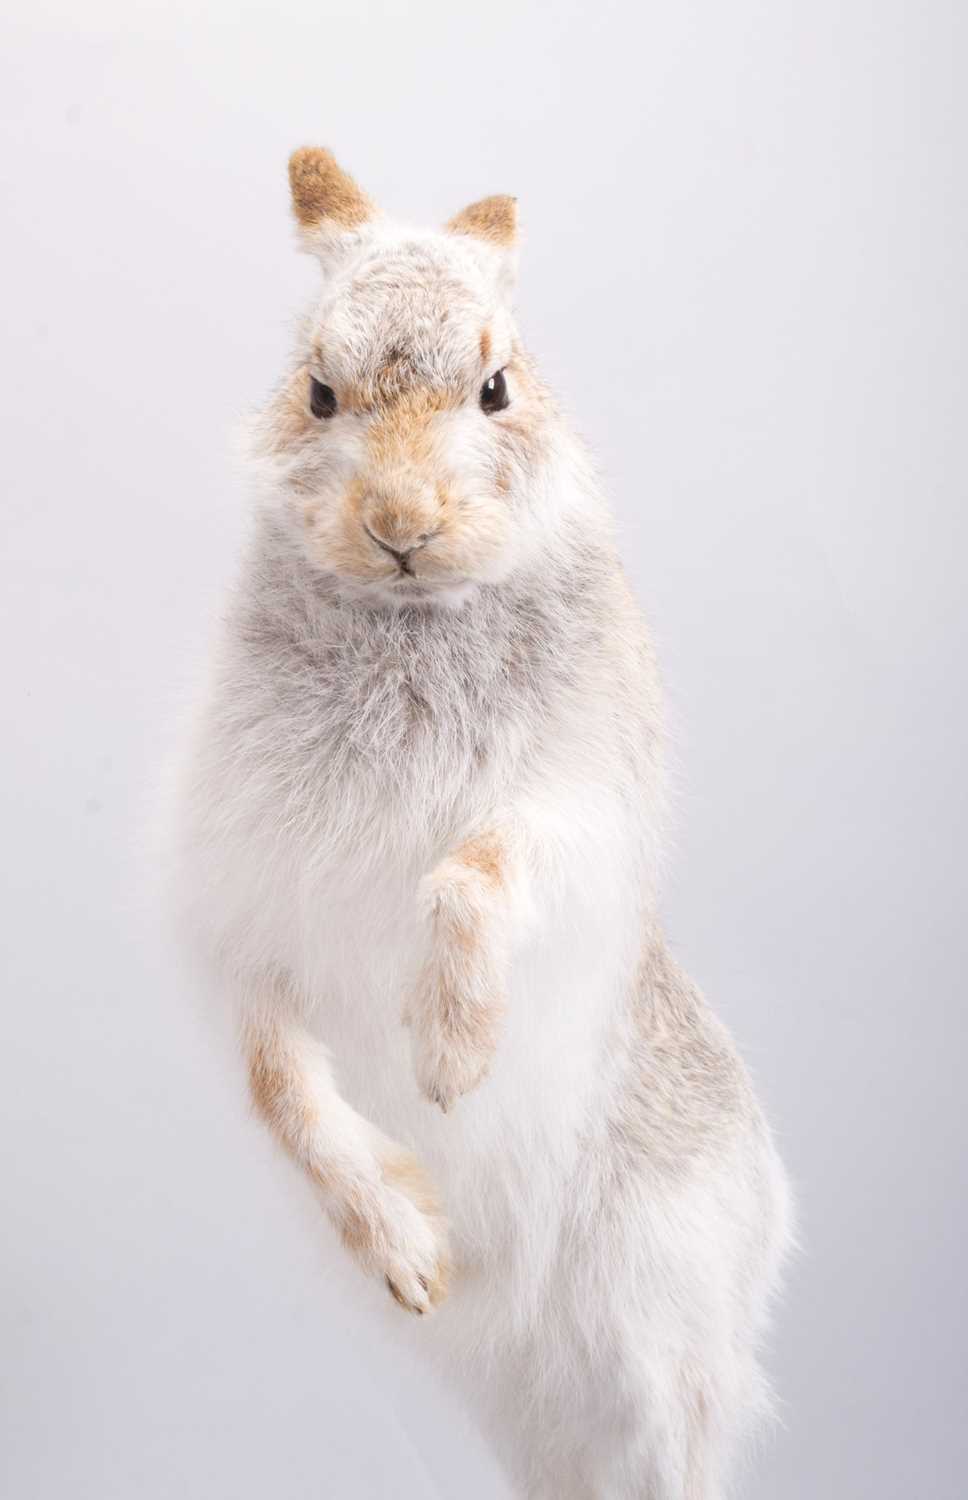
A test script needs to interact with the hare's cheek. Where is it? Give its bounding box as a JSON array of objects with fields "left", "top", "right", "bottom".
[
  {"left": 489, "top": 383, "right": 548, "bottom": 484},
  {"left": 433, "top": 496, "right": 514, "bottom": 576}
]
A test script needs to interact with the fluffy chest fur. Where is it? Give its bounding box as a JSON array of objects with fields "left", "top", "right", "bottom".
[{"left": 196, "top": 519, "right": 655, "bottom": 867}]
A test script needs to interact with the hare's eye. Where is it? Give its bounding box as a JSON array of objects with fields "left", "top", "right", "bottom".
[
  {"left": 480, "top": 368, "right": 509, "bottom": 414},
  {"left": 309, "top": 378, "right": 338, "bottom": 419}
]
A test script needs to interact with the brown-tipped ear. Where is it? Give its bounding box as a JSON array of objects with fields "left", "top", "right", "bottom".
[
  {"left": 446, "top": 195, "right": 517, "bottom": 248},
  {"left": 288, "top": 147, "right": 375, "bottom": 231}
]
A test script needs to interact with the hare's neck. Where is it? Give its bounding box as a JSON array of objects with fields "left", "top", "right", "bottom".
[
  {"left": 241, "top": 512, "right": 612, "bottom": 680},
  {"left": 228, "top": 515, "right": 619, "bottom": 814},
  {"left": 226, "top": 511, "right": 656, "bottom": 856}
]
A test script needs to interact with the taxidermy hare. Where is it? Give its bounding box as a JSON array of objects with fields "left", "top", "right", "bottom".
[{"left": 171, "top": 147, "right": 791, "bottom": 1499}]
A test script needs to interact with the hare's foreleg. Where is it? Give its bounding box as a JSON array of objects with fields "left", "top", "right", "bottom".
[
  {"left": 404, "top": 825, "right": 523, "bottom": 1113},
  {"left": 242, "top": 987, "right": 449, "bottom": 1313}
]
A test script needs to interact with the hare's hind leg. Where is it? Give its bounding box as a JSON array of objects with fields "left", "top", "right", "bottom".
[
  {"left": 241, "top": 977, "right": 449, "bottom": 1314},
  {"left": 572, "top": 1404, "right": 722, "bottom": 1500},
  {"left": 535, "top": 1355, "right": 726, "bottom": 1500}
]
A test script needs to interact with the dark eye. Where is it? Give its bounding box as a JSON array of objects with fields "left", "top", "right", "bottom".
[
  {"left": 309, "top": 378, "right": 338, "bottom": 419},
  {"left": 480, "top": 368, "right": 509, "bottom": 414}
]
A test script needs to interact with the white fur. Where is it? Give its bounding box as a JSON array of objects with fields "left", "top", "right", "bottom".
[{"left": 168, "top": 176, "right": 791, "bottom": 1498}]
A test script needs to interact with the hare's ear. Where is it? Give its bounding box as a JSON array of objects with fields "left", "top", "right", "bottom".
[
  {"left": 446, "top": 195, "right": 518, "bottom": 299},
  {"left": 446, "top": 195, "right": 517, "bottom": 249},
  {"left": 288, "top": 147, "right": 377, "bottom": 268}
]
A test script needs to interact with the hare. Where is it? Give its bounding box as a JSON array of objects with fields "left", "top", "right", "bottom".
[{"left": 170, "top": 148, "right": 792, "bottom": 1499}]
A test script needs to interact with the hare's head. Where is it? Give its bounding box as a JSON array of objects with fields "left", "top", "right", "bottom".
[{"left": 255, "top": 148, "right": 562, "bottom": 608}]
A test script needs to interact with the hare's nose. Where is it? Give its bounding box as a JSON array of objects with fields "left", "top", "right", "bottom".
[{"left": 364, "top": 523, "right": 433, "bottom": 573}]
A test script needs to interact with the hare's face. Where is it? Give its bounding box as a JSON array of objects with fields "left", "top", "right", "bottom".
[{"left": 257, "top": 151, "right": 555, "bottom": 608}]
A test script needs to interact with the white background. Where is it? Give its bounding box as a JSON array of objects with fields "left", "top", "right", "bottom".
[{"left": 2, "top": 2, "right": 965, "bottom": 1496}]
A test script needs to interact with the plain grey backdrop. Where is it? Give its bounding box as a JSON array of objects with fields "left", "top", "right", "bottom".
[{"left": 2, "top": 2, "right": 965, "bottom": 1496}]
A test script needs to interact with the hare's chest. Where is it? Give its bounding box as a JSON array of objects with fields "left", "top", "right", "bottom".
[
  {"left": 287, "top": 649, "right": 527, "bottom": 825},
  {"left": 218, "top": 625, "right": 541, "bottom": 974},
  {"left": 246, "top": 671, "right": 506, "bottom": 913}
]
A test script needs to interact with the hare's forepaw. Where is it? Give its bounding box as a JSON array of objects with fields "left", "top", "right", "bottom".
[
  {"left": 405, "top": 968, "right": 502, "bottom": 1113},
  {"left": 342, "top": 1147, "right": 450, "bottom": 1315},
  {"left": 407, "top": 845, "right": 508, "bottom": 1111}
]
